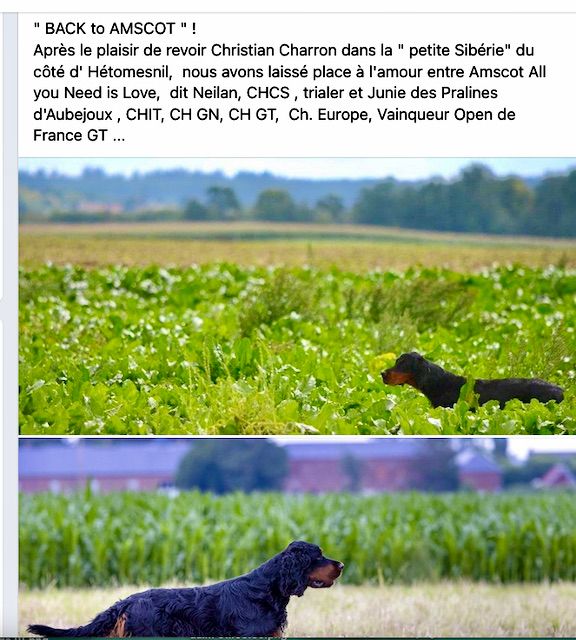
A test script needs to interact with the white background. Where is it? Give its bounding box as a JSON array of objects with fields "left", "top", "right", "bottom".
[{"left": 18, "top": 11, "right": 576, "bottom": 157}]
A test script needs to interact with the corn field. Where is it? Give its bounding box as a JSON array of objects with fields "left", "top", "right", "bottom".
[{"left": 20, "top": 490, "right": 576, "bottom": 588}]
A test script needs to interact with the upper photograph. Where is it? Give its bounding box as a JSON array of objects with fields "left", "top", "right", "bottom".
[{"left": 19, "top": 158, "right": 576, "bottom": 436}]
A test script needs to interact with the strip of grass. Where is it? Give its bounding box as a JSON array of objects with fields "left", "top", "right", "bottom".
[
  {"left": 20, "top": 235, "right": 576, "bottom": 271},
  {"left": 20, "top": 221, "right": 576, "bottom": 245},
  {"left": 20, "top": 582, "right": 576, "bottom": 637}
]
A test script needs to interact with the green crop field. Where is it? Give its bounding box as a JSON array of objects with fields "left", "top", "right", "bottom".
[
  {"left": 20, "top": 262, "right": 575, "bottom": 435},
  {"left": 20, "top": 491, "right": 576, "bottom": 589}
]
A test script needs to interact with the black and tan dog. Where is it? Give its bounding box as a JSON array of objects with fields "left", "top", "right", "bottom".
[
  {"left": 28, "top": 541, "right": 343, "bottom": 638},
  {"left": 381, "top": 352, "right": 564, "bottom": 408}
]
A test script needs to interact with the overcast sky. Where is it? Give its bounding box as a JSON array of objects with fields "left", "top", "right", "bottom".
[
  {"left": 271, "top": 436, "right": 576, "bottom": 461},
  {"left": 54, "top": 436, "right": 576, "bottom": 461},
  {"left": 272, "top": 436, "right": 576, "bottom": 461},
  {"left": 19, "top": 157, "right": 576, "bottom": 181}
]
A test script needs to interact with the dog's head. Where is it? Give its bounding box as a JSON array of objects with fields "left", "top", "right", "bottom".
[
  {"left": 381, "top": 351, "right": 426, "bottom": 387},
  {"left": 278, "top": 541, "right": 343, "bottom": 597}
]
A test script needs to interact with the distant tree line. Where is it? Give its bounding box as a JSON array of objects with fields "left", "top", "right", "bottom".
[
  {"left": 19, "top": 167, "right": 374, "bottom": 214},
  {"left": 354, "top": 164, "right": 576, "bottom": 236},
  {"left": 182, "top": 186, "right": 347, "bottom": 225},
  {"left": 20, "top": 164, "right": 576, "bottom": 237}
]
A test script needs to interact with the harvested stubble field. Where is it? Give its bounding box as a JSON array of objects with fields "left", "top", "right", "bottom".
[
  {"left": 20, "top": 221, "right": 576, "bottom": 271},
  {"left": 19, "top": 582, "right": 576, "bottom": 637}
]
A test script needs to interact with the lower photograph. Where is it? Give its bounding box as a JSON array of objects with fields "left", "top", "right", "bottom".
[{"left": 19, "top": 436, "right": 576, "bottom": 638}]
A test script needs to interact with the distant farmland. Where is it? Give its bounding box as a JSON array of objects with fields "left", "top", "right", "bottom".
[{"left": 19, "top": 222, "right": 576, "bottom": 271}]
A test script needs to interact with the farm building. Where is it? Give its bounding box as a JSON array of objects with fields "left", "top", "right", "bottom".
[
  {"left": 533, "top": 463, "right": 576, "bottom": 489},
  {"left": 283, "top": 440, "right": 421, "bottom": 493},
  {"left": 18, "top": 439, "right": 502, "bottom": 494},
  {"left": 19, "top": 440, "right": 192, "bottom": 494},
  {"left": 285, "top": 441, "right": 502, "bottom": 493},
  {"left": 455, "top": 448, "right": 503, "bottom": 492}
]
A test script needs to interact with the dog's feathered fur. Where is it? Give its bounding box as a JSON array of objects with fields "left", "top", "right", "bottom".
[
  {"left": 382, "top": 352, "right": 564, "bottom": 408},
  {"left": 28, "top": 541, "right": 343, "bottom": 638}
]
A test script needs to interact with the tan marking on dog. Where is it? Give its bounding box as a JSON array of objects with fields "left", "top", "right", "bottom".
[
  {"left": 308, "top": 563, "right": 340, "bottom": 585},
  {"left": 108, "top": 614, "right": 130, "bottom": 638},
  {"left": 383, "top": 370, "right": 415, "bottom": 386}
]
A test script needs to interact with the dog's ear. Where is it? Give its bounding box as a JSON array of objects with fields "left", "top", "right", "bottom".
[{"left": 279, "top": 545, "right": 311, "bottom": 597}]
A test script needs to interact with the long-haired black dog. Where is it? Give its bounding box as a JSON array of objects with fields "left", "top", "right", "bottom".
[
  {"left": 382, "top": 352, "right": 564, "bottom": 409},
  {"left": 28, "top": 541, "right": 343, "bottom": 638}
]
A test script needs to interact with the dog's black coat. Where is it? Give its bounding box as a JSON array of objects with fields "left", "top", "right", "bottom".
[
  {"left": 28, "top": 541, "right": 343, "bottom": 638},
  {"left": 382, "top": 352, "right": 564, "bottom": 409}
]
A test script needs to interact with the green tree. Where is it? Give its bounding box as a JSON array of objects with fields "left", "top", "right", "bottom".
[
  {"left": 533, "top": 170, "right": 576, "bottom": 236},
  {"left": 315, "top": 194, "right": 345, "bottom": 223},
  {"left": 497, "top": 177, "right": 534, "bottom": 233},
  {"left": 353, "top": 179, "right": 404, "bottom": 226},
  {"left": 184, "top": 199, "right": 210, "bottom": 220},
  {"left": 253, "top": 189, "right": 298, "bottom": 222},
  {"left": 206, "top": 186, "right": 240, "bottom": 220},
  {"left": 341, "top": 455, "right": 362, "bottom": 493},
  {"left": 414, "top": 180, "right": 450, "bottom": 230},
  {"left": 175, "top": 440, "right": 288, "bottom": 493},
  {"left": 492, "top": 438, "right": 509, "bottom": 461},
  {"left": 412, "top": 440, "right": 459, "bottom": 492},
  {"left": 448, "top": 164, "right": 504, "bottom": 233}
]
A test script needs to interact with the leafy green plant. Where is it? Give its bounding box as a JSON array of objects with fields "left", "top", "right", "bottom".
[{"left": 19, "top": 264, "right": 576, "bottom": 435}]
